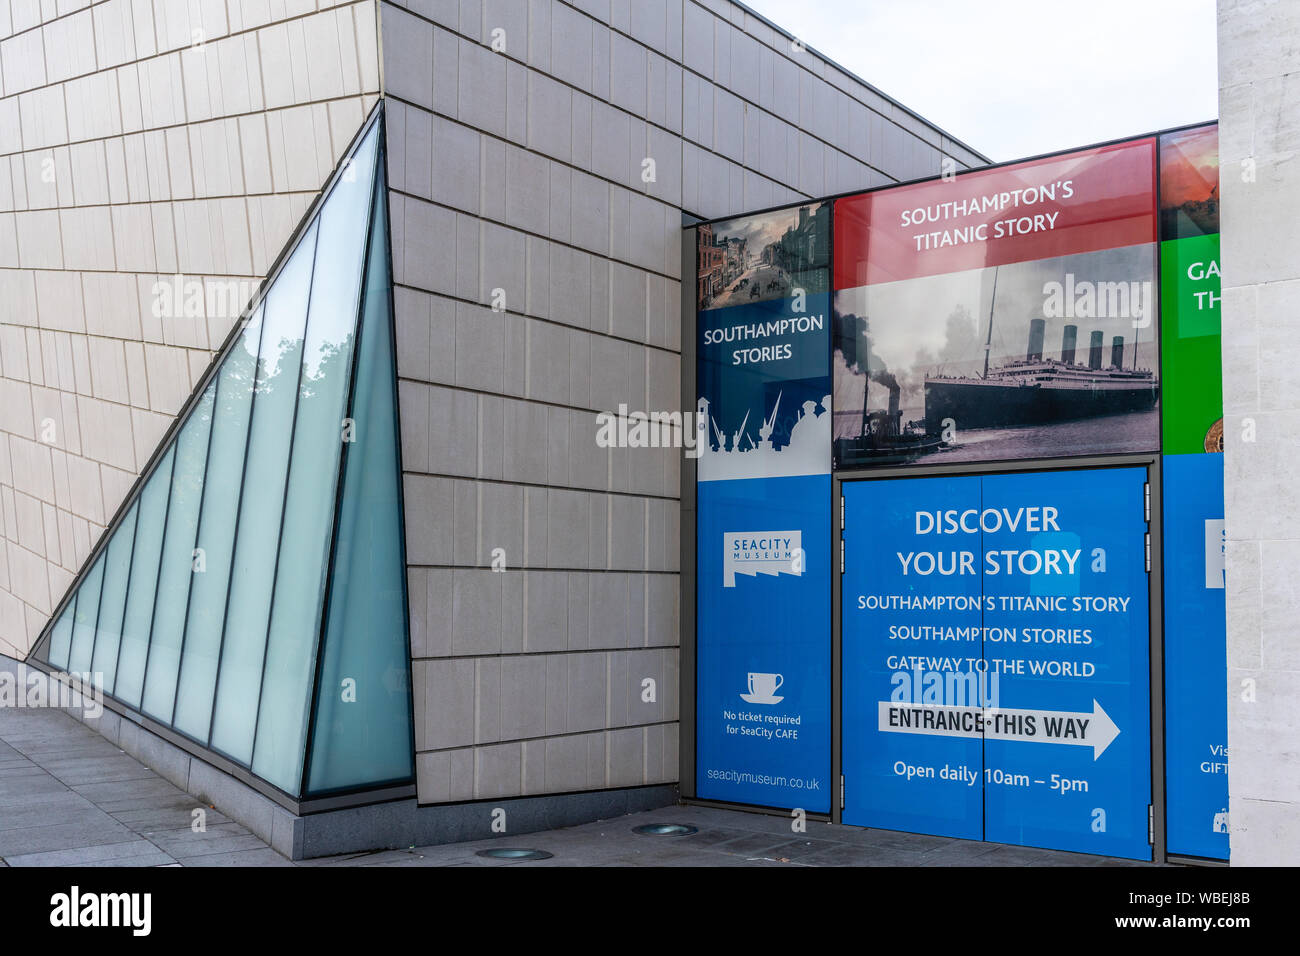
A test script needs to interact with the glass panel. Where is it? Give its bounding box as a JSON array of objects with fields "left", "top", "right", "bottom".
[
  {"left": 115, "top": 446, "right": 176, "bottom": 707},
  {"left": 66, "top": 553, "right": 105, "bottom": 677},
  {"left": 252, "top": 126, "right": 379, "bottom": 792},
  {"left": 307, "top": 183, "right": 414, "bottom": 794},
  {"left": 45, "top": 596, "right": 76, "bottom": 671},
  {"left": 141, "top": 383, "right": 216, "bottom": 724},
  {"left": 29, "top": 108, "right": 400, "bottom": 801},
  {"left": 209, "top": 221, "right": 319, "bottom": 764},
  {"left": 173, "top": 307, "right": 264, "bottom": 741},
  {"left": 90, "top": 501, "right": 139, "bottom": 692}
]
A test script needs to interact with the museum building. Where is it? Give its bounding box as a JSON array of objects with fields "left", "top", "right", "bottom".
[{"left": 2, "top": 0, "right": 1286, "bottom": 866}]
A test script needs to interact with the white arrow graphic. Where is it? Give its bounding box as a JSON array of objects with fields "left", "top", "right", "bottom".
[{"left": 877, "top": 699, "right": 1120, "bottom": 759}]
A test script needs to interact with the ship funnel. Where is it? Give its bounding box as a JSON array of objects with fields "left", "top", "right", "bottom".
[
  {"left": 1111, "top": 336, "right": 1124, "bottom": 369},
  {"left": 1088, "top": 331, "right": 1104, "bottom": 370},
  {"left": 1027, "top": 318, "right": 1046, "bottom": 362},
  {"left": 1061, "top": 325, "right": 1078, "bottom": 364}
]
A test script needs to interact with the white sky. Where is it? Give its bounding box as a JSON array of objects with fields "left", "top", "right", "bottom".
[{"left": 744, "top": 0, "right": 1219, "bottom": 162}]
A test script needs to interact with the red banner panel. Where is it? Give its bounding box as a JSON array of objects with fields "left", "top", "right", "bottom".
[{"left": 835, "top": 138, "right": 1158, "bottom": 288}]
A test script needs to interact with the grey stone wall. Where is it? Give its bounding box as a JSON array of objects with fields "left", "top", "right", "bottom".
[
  {"left": 1217, "top": 0, "right": 1300, "bottom": 866},
  {"left": 382, "top": 0, "right": 986, "bottom": 804},
  {"left": 0, "top": 0, "right": 381, "bottom": 659}
]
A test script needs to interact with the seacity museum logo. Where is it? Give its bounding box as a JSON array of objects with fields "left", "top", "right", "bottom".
[{"left": 723, "top": 531, "right": 803, "bottom": 587}]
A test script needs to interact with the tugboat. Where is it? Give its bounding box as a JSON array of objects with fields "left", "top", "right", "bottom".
[{"left": 834, "top": 314, "right": 945, "bottom": 467}]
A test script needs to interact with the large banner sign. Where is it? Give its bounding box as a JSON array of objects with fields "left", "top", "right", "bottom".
[
  {"left": 1163, "top": 453, "right": 1228, "bottom": 859},
  {"left": 696, "top": 294, "right": 831, "bottom": 481},
  {"left": 842, "top": 467, "right": 1153, "bottom": 860},
  {"left": 696, "top": 204, "right": 832, "bottom": 812},
  {"left": 1159, "top": 124, "right": 1222, "bottom": 455},
  {"left": 834, "top": 140, "right": 1158, "bottom": 287},
  {"left": 1158, "top": 124, "right": 1228, "bottom": 860},
  {"left": 832, "top": 139, "right": 1159, "bottom": 469},
  {"left": 691, "top": 123, "right": 1226, "bottom": 860}
]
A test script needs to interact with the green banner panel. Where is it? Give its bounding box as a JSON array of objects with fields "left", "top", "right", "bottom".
[{"left": 1160, "top": 232, "right": 1222, "bottom": 454}]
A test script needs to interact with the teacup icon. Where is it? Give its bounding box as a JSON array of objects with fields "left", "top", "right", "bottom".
[{"left": 741, "top": 672, "right": 784, "bottom": 705}]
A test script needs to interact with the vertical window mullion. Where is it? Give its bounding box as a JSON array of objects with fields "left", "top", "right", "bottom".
[
  {"left": 136, "top": 448, "right": 179, "bottom": 710},
  {"left": 204, "top": 305, "right": 275, "bottom": 750},
  {"left": 166, "top": 379, "right": 224, "bottom": 727},
  {"left": 108, "top": 505, "right": 142, "bottom": 698},
  {"left": 247, "top": 226, "right": 324, "bottom": 773}
]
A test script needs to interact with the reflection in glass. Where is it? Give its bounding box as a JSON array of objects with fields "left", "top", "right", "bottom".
[
  {"left": 46, "top": 597, "right": 75, "bottom": 671},
  {"left": 114, "top": 446, "right": 175, "bottom": 707},
  {"left": 142, "top": 383, "right": 215, "bottom": 723},
  {"left": 307, "top": 171, "right": 413, "bottom": 795},
  {"left": 253, "top": 124, "right": 379, "bottom": 792},
  {"left": 66, "top": 555, "right": 104, "bottom": 677},
  {"left": 90, "top": 502, "right": 138, "bottom": 692},
  {"left": 172, "top": 307, "right": 264, "bottom": 741},
  {"left": 209, "top": 221, "right": 318, "bottom": 764},
  {"left": 32, "top": 107, "right": 411, "bottom": 801}
]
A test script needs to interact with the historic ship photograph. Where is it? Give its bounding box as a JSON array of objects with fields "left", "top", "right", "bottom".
[
  {"left": 924, "top": 270, "right": 1159, "bottom": 431},
  {"left": 833, "top": 250, "right": 1161, "bottom": 468}
]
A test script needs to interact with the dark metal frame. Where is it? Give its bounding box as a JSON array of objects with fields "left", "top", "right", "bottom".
[{"left": 679, "top": 213, "right": 699, "bottom": 802}]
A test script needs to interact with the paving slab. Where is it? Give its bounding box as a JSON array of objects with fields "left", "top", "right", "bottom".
[
  {"left": 109, "top": 805, "right": 232, "bottom": 831},
  {"left": 144, "top": 823, "right": 268, "bottom": 860},
  {"left": 179, "top": 848, "right": 296, "bottom": 867},
  {"left": 4, "top": 839, "right": 177, "bottom": 867},
  {"left": 0, "top": 819, "right": 140, "bottom": 858},
  {"left": 33, "top": 754, "right": 162, "bottom": 786}
]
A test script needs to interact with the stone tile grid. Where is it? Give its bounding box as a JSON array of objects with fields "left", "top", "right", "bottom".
[
  {"left": 379, "top": 0, "right": 984, "bottom": 200},
  {"left": 383, "top": 0, "right": 984, "bottom": 805},
  {"left": 0, "top": 2, "right": 384, "bottom": 658}
]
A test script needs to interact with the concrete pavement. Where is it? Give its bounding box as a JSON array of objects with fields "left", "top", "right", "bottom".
[{"left": 0, "top": 688, "right": 1151, "bottom": 867}]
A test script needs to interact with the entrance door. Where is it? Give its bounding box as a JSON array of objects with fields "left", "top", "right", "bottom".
[
  {"left": 841, "top": 474, "right": 984, "bottom": 840},
  {"left": 841, "top": 466, "right": 1152, "bottom": 860}
]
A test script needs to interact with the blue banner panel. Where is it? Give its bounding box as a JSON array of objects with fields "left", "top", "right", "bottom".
[
  {"left": 696, "top": 474, "right": 831, "bottom": 812},
  {"left": 842, "top": 475, "right": 985, "bottom": 839},
  {"left": 697, "top": 292, "right": 832, "bottom": 481},
  {"left": 1163, "top": 452, "right": 1229, "bottom": 859},
  {"left": 980, "top": 468, "right": 1152, "bottom": 860},
  {"left": 842, "top": 467, "right": 1151, "bottom": 859}
]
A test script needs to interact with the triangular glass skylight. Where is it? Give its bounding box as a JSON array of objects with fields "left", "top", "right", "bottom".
[{"left": 31, "top": 106, "right": 413, "bottom": 801}]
